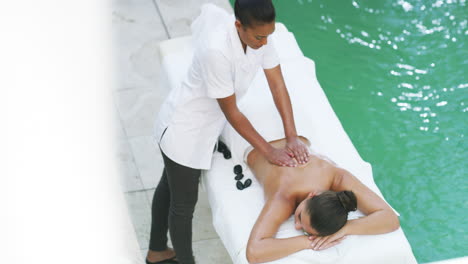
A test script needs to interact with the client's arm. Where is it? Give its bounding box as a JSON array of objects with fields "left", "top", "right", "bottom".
[
  {"left": 246, "top": 193, "right": 309, "bottom": 264},
  {"left": 217, "top": 94, "right": 296, "bottom": 167},
  {"left": 311, "top": 169, "right": 400, "bottom": 250}
]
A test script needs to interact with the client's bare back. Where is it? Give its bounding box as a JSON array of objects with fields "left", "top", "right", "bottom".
[
  {"left": 246, "top": 136, "right": 338, "bottom": 200},
  {"left": 246, "top": 137, "right": 400, "bottom": 263}
]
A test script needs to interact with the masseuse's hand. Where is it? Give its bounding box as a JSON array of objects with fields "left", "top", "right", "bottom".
[
  {"left": 308, "top": 226, "right": 347, "bottom": 251},
  {"left": 286, "top": 136, "right": 310, "bottom": 164},
  {"left": 265, "top": 147, "right": 297, "bottom": 167}
]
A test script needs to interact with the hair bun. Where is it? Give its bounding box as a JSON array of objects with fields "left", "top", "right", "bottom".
[{"left": 337, "top": 191, "right": 357, "bottom": 212}]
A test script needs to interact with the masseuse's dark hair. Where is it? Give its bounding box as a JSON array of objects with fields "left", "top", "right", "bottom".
[
  {"left": 306, "top": 190, "right": 357, "bottom": 236},
  {"left": 234, "top": 0, "right": 276, "bottom": 27}
]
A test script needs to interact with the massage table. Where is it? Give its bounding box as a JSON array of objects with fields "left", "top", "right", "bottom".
[{"left": 157, "top": 5, "right": 418, "bottom": 264}]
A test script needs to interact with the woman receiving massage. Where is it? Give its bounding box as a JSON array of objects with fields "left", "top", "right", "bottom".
[{"left": 245, "top": 136, "right": 400, "bottom": 264}]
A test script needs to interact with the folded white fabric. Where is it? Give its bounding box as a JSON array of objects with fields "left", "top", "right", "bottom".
[{"left": 157, "top": 12, "right": 417, "bottom": 263}]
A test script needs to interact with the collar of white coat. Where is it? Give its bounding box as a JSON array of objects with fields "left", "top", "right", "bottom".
[{"left": 227, "top": 15, "right": 258, "bottom": 71}]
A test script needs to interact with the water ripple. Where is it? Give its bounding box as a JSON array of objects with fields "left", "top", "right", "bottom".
[{"left": 270, "top": 2, "right": 468, "bottom": 260}]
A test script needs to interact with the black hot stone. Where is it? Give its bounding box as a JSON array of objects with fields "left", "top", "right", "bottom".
[
  {"left": 233, "top": 165, "right": 242, "bottom": 174},
  {"left": 223, "top": 150, "right": 232, "bottom": 159},
  {"left": 236, "top": 181, "right": 244, "bottom": 190},
  {"left": 234, "top": 173, "right": 244, "bottom": 181},
  {"left": 243, "top": 179, "right": 252, "bottom": 188},
  {"left": 216, "top": 140, "right": 227, "bottom": 153}
]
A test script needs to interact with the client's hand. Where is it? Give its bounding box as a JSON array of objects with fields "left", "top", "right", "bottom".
[
  {"left": 308, "top": 227, "right": 347, "bottom": 251},
  {"left": 265, "top": 147, "right": 297, "bottom": 167},
  {"left": 286, "top": 137, "right": 310, "bottom": 164}
]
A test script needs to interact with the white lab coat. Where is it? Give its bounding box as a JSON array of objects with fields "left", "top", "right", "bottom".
[{"left": 154, "top": 4, "right": 279, "bottom": 169}]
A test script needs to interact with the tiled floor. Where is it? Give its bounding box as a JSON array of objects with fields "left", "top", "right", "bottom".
[{"left": 111, "top": 0, "right": 233, "bottom": 263}]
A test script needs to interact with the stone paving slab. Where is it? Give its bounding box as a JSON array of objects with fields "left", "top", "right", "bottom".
[
  {"left": 113, "top": 0, "right": 234, "bottom": 263},
  {"left": 114, "top": 88, "right": 167, "bottom": 138},
  {"left": 112, "top": 0, "right": 168, "bottom": 91},
  {"left": 117, "top": 139, "right": 145, "bottom": 192},
  {"left": 154, "top": 0, "right": 233, "bottom": 38}
]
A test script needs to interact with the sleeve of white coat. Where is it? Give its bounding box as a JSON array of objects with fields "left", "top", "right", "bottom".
[
  {"left": 199, "top": 49, "right": 234, "bottom": 99},
  {"left": 262, "top": 36, "right": 280, "bottom": 69}
]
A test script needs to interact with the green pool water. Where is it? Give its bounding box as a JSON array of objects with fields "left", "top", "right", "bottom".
[{"left": 231, "top": 0, "right": 467, "bottom": 262}]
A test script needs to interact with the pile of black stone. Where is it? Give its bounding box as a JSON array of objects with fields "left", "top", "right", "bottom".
[
  {"left": 216, "top": 140, "right": 252, "bottom": 190},
  {"left": 233, "top": 164, "right": 252, "bottom": 190},
  {"left": 216, "top": 140, "right": 231, "bottom": 159}
]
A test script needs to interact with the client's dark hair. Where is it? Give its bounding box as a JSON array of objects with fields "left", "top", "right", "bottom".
[
  {"left": 306, "top": 191, "right": 357, "bottom": 236},
  {"left": 234, "top": 0, "right": 276, "bottom": 27}
]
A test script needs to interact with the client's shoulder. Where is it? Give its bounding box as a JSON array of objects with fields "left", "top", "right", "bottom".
[
  {"left": 330, "top": 167, "right": 360, "bottom": 191},
  {"left": 268, "top": 188, "right": 297, "bottom": 207},
  {"left": 275, "top": 172, "right": 301, "bottom": 194}
]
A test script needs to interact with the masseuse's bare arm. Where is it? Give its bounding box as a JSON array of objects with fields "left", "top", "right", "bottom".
[
  {"left": 217, "top": 95, "right": 295, "bottom": 167},
  {"left": 246, "top": 194, "right": 309, "bottom": 263},
  {"left": 263, "top": 65, "right": 296, "bottom": 139},
  {"left": 264, "top": 65, "right": 309, "bottom": 163}
]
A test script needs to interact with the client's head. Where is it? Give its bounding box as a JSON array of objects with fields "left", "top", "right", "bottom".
[{"left": 295, "top": 191, "right": 357, "bottom": 236}]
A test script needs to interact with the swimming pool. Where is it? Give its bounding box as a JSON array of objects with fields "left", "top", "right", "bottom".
[{"left": 231, "top": 0, "right": 467, "bottom": 262}]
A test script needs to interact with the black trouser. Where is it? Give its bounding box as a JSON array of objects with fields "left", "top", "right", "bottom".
[{"left": 149, "top": 150, "right": 201, "bottom": 264}]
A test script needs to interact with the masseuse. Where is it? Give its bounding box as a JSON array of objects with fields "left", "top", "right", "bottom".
[{"left": 146, "top": 1, "right": 309, "bottom": 263}]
